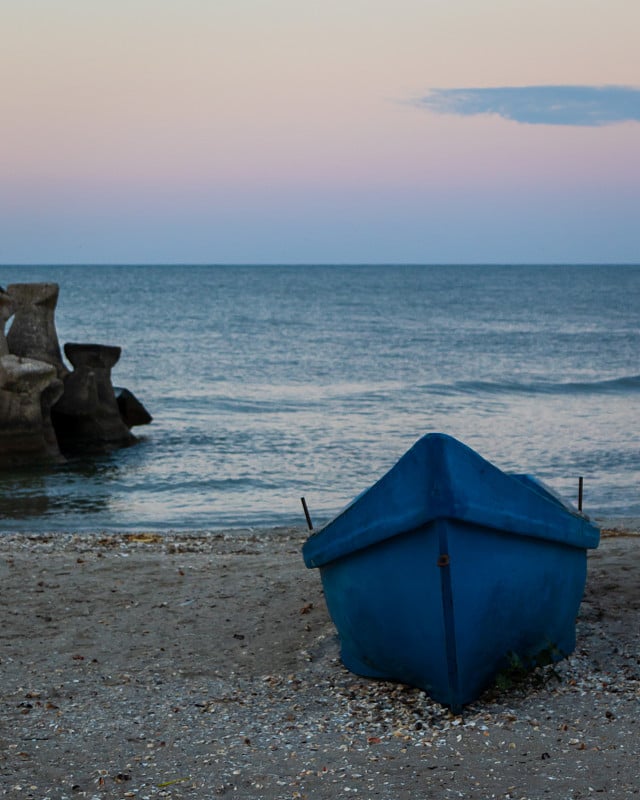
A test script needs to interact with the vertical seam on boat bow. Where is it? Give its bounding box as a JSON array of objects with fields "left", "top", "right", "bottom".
[{"left": 438, "top": 523, "right": 460, "bottom": 710}]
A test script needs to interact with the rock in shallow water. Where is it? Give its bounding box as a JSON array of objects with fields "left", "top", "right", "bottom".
[
  {"left": 0, "top": 283, "right": 152, "bottom": 465},
  {"left": 0, "top": 354, "right": 64, "bottom": 464},
  {"left": 5, "top": 282, "right": 69, "bottom": 379},
  {"left": 51, "top": 343, "right": 137, "bottom": 452}
]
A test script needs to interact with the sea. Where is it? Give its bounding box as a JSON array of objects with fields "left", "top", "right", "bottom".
[{"left": 0, "top": 264, "right": 638, "bottom": 535}]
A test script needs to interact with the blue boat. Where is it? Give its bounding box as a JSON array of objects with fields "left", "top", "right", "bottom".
[{"left": 302, "top": 433, "right": 600, "bottom": 711}]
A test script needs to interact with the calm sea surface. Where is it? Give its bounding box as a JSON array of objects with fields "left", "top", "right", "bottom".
[{"left": 0, "top": 264, "right": 638, "bottom": 533}]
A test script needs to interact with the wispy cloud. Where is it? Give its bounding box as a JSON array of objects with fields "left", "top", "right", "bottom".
[{"left": 418, "top": 85, "right": 640, "bottom": 127}]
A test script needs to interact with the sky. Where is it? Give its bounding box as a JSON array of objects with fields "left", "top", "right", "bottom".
[{"left": 1, "top": 0, "right": 639, "bottom": 264}]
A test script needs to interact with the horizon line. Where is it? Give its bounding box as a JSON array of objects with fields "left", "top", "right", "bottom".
[{"left": 2, "top": 261, "right": 640, "bottom": 268}]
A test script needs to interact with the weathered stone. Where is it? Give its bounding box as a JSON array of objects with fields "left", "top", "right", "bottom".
[
  {"left": 0, "top": 288, "right": 16, "bottom": 356},
  {"left": 0, "top": 354, "right": 64, "bottom": 465},
  {"left": 5, "top": 283, "right": 69, "bottom": 379},
  {"left": 115, "top": 387, "right": 153, "bottom": 428},
  {"left": 1, "top": 284, "right": 151, "bottom": 464},
  {"left": 51, "top": 343, "right": 136, "bottom": 451}
]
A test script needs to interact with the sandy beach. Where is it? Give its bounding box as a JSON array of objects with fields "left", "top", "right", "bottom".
[{"left": 1, "top": 527, "right": 639, "bottom": 799}]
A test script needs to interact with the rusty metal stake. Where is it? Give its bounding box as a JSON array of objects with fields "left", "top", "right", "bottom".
[
  {"left": 301, "top": 496, "right": 313, "bottom": 530},
  {"left": 578, "top": 476, "right": 583, "bottom": 512}
]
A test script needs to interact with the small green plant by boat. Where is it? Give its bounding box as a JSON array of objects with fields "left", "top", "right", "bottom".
[{"left": 494, "top": 645, "right": 563, "bottom": 692}]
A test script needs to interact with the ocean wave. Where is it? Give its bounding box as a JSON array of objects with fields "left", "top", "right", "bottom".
[{"left": 430, "top": 375, "right": 640, "bottom": 397}]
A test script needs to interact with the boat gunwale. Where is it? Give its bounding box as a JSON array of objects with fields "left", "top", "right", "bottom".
[
  {"left": 302, "top": 435, "right": 600, "bottom": 570},
  {"left": 303, "top": 505, "right": 599, "bottom": 569}
]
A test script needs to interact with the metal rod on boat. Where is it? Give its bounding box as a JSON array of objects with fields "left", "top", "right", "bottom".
[
  {"left": 578, "top": 476, "right": 583, "bottom": 512},
  {"left": 301, "top": 497, "right": 314, "bottom": 530}
]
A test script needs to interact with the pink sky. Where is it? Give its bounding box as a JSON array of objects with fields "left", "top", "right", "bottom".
[{"left": 2, "top": 0, "right": 639, "bottom": 263}]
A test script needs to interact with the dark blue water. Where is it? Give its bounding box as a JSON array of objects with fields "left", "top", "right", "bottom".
[{"left": 1, "top": 264, "right": 638, "bottom": 532}]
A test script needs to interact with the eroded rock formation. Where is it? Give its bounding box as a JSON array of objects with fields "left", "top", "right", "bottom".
[
  {"left": 0, "top": 354, "right": 64, "bottom": 464},
  {"left": 0, "top": 282, "right": 151, "bottom": 467},
  {"left": 51, "top": 343, "right": 137, "bottom": 451},
  {"left": 5, "top": 283, "right": 69, "bottom": 379},
  {"left": 115, "top": 387, "right": 154, "bottom": 428}
]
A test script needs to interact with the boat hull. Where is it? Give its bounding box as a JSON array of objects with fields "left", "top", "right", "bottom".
[
  {"left": 302, "top": 434, "right": 599, "bottom": 710},
  {"left": 320, "top": 517, "right": 587, "bottom": 709}
]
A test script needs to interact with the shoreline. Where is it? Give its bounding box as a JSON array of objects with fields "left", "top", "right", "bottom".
[
  {"left": 1, "top": 528, "right": 639, "bottom": 798},
  {"left": 0, "top": 514, "right": 638, "bottom": 541}
]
